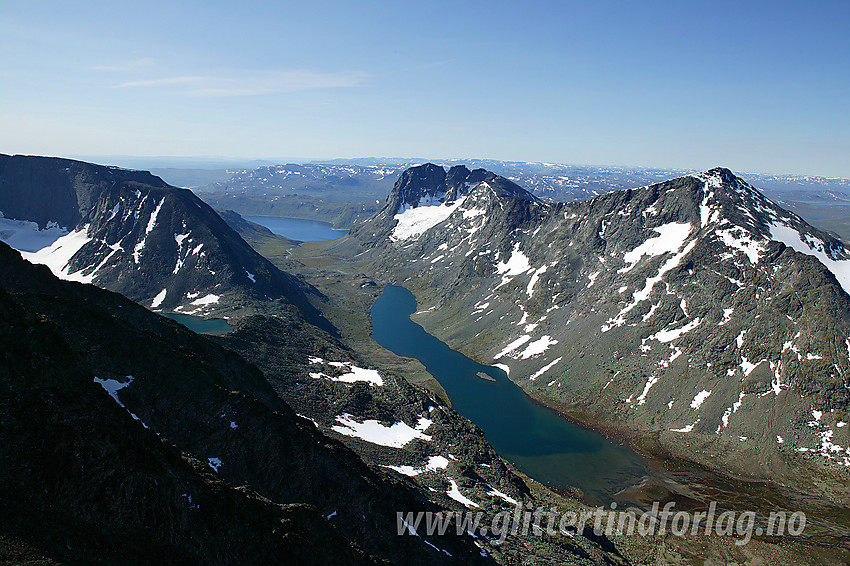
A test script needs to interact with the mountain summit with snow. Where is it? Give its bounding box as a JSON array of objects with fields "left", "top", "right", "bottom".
[
  {"left": 0, "top": 154, "right": 317, "bottom": 318},
  {"left": 353, "top": 165, "right": 850, "bottom": 500},
  {"left": 354, "top": 164, "right": 538, "bottom": 244}
]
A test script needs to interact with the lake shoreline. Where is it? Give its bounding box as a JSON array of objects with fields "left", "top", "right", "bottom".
[{"left": 377, "top": 283, "right": 850, "bottom": 545}]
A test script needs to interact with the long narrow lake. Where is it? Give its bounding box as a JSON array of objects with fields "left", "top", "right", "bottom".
[
  {"left": 371, "top": 285, "right": 850, "bottom": 542},
  {"left": 371, "top": 284, "right": 648, "bottom": 503},
  {"left": 245, "top": 216, "right": 349, "bottom": 241}
]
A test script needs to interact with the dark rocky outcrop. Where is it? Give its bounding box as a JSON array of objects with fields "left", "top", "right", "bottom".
[{"left": 0, "top": 241, "right": 491, "bottom": 565}]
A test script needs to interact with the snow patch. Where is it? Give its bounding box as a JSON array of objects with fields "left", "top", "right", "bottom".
[
  {"left": 648, "top": 318, "right": 701, "bottom": 343},
  {"left": 671, "top": 419, "right": 699, "bottom": 433},
  {"left": 602, "top": 239, "right": 698, "bottom": 331},
  {"left": 526, "top": 265, "right": 548, "bottom": 297},
  {"left": 529, "top": 357, "right": 562, "bottom": 381},
  {"left": 770, "top": 223, "right": 850, "bottom": 294},
  {"left": 145, "top": 199, "right": 165, "bottom": 235},
  {"left": 495, "top": 243, "right": 532, "bottom": 288},
  {"left": 446, "top": 479, "right": 479, "bottom": 508},
  {"left": 690, "top": 389, "right": 712, "bottom": 409},
  {"left": 93, "top": 375, "right": 148, "bottom": 427},
  {"left": 21, "top": 226, "right": 94, "bottom": 283},
  {"left": 93, "top": 375, "right": 134, "bottom": 407},
  {"left": 331, "top": 414, "right": 433, "bottom": 447},
  {"left": 720, "top": 392, "right": 746, "bottom": 429},
  {"left": 151, "top": 289, "right": 167, "bottom": 309},
  {"left": 190, "top": 294, "right": 220, "bottom": 306},
  {"left": 486, "top": 485, "right": 518, "bottom": 505},
  {"left": 0, "top": 216, "right": 69, "bottom": 252},
  {"left": 391, "top": 198, "right": 464, "bottom": 241},
  {"left": 310, "top": 361, "right": 384, "bottom": 386},
  {"left": 384, "top": 455, "right": 450, "bottom": 477},
  {"left": 634, "top": 376, "right": 659, "bottom": 406},
  {"left": 493, "top": 363, "right": 510, "bottom": 375},
  {"left": 518, "top": 336, "right": 557, "bottom": 359},
  {"left": 715, "top": 227, "right": 764, "bottom": 264},
  {"left": 496, "top": 335, "right": 531, "bottom": 358},
  {"left": 619, "top": 223, "right": 692, "bottom": 273}
]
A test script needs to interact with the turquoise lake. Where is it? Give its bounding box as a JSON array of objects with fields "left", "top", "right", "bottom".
[
  {"left": 163, "top": 313, "right": 234, "bottom": 335},
  {"left": 244, "top": 216, "right": 349, "bottom": 241},
  {"left": 371, "top": 284, "right": 649, "bottom": 503}
]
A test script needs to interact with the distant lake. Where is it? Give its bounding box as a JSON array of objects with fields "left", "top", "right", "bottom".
[
  {"left": 371, "top": 284, "right": 648, "bottom": 503},
  {"left": 244, "top": 216, "right": 348, "bottom": 241},
  {"left": 163, "top": 313, "right": 234, "bottom": 335}
]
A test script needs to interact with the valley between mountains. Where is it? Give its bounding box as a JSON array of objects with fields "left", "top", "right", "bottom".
[
  {"left": 345, "top": 164, "right": 850, "bottom": 496},
  {"left": 1, "top": 154, "right": 849, "bottom": 565}
]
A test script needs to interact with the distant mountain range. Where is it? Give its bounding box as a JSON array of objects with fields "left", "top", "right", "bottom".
[
  {"left": 350, "top": 163, "right": 850, "bottom": 502},
  {"left": 184, "top": 158, "right": 850, "bottom": 237},
  {"left": 185, "top": 158, "right": 850, "bottom": 203}
]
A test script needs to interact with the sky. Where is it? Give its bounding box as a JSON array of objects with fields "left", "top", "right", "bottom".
[{"left": 1, "top": 0, "right": 848, "bottom": 177}]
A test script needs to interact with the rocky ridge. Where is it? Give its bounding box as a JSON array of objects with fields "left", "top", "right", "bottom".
[
  {"left": 0, "top": 154, "right": 318, "bottom": 320},
  {"left": 0, "top": 240, "right": 499, "bottom": 565}
]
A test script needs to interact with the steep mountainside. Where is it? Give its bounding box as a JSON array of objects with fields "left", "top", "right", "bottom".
[
  {"left": 0, "top": 241, "right": 494, "bottom": 565},
  {"left": 351, "top": 164, "right": 850, "bottom": 498},
  {"left": 0, "top": 154, "right": 317, "bottom": 318}
]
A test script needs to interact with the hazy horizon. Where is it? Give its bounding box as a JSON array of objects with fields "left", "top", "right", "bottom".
[
  {"left": 8, "top": 152, "right": 841, "bottom": 181},
  {"left": 2, "top": 1, "right": 848, "bottom": 177}
]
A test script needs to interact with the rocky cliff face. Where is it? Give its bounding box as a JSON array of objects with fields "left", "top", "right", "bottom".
[
  {"left": 352, "top": 164, "right": 850, "bottom": 497},
  {"left": 0, "top": 154, "right": 318, "bottom": 319}
]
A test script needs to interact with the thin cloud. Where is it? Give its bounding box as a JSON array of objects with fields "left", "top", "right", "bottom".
[
  {"left": 118, "top": 76, "right": 203, "bottom": 88},
  {"left": 93, "top": 58, "right": 157, "bottom": 72},
  {"left": 114, "top": 69, "right": 369, "bottom": 96}
]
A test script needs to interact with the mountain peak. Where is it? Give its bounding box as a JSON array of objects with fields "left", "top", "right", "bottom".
[
  {"left": 385, "top": 163, "right": 536, "bottom": 214},
  {"left": 702, "top": 166, "right": 739, "bottom": 183},
  {"left": 350, "top": 163, "right": 538, "bottom": 244}
]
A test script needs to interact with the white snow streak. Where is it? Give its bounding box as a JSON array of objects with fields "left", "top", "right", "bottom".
[
  {"left": 21, "top": 226, "right": 94, "bottom": 283},
  {"left": 331, "top": 414, "right": 433, "bottom": 447}
]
